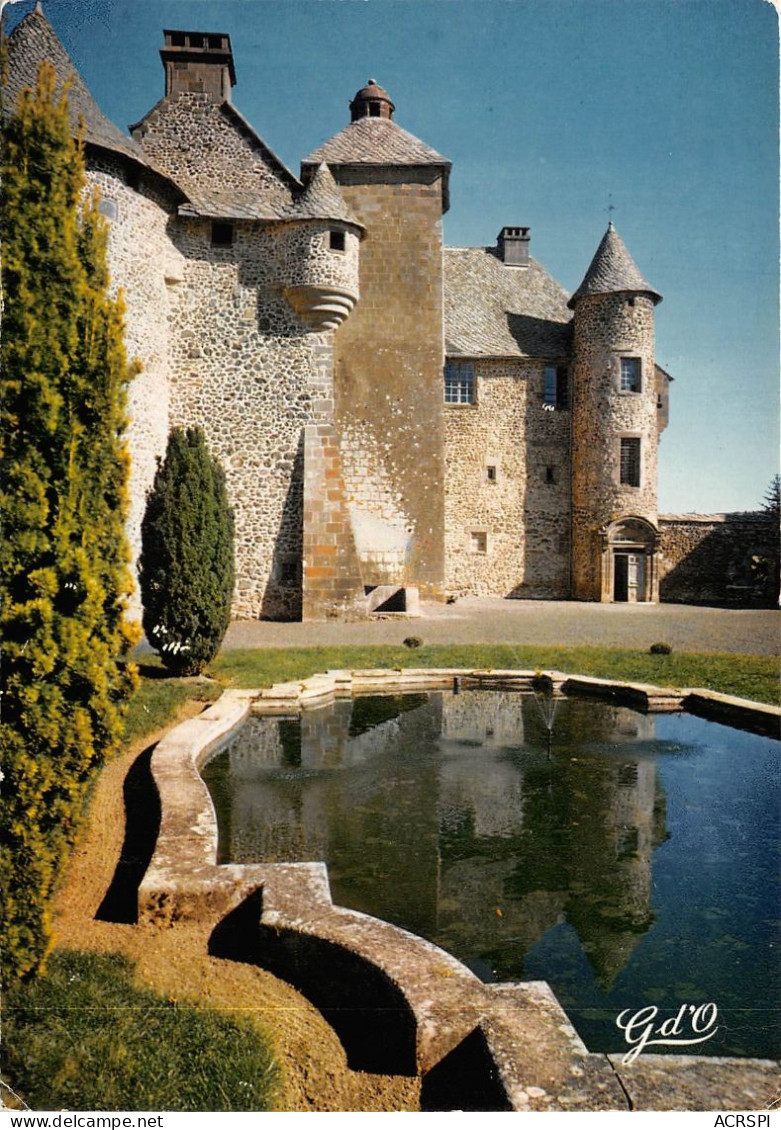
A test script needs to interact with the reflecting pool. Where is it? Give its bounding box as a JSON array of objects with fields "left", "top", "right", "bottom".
[{"left": 202, "top": 691, "right": 779, "bottom": 1058}]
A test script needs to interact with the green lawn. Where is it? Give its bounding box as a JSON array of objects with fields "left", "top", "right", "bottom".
[
  {"left": 209, "top": 643, "right": 780, "bottom": 707},
  {"left": 4, "top": 950, "right": 279, "bottom": 1112}
]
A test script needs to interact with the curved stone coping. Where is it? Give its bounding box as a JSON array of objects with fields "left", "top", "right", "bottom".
[
  {"left": 137, "top": 673, "right": 779, "bottom": 1109},
  {"left": 252, "top": 667, "right": 779, "bottom": 733}
]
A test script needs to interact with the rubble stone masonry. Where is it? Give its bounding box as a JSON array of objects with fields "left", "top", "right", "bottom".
[
  {"left": 165, "top": 218, "right": 348, "bottom": 620},
  {"left": 87, "top": 158, "right": 183, "bottom": 618},
  {"left": 571, "top": 294, "right": 658, "bottom": 600},
  {"left": 444, "top": 360, "right": 571, "bottom": 598}
]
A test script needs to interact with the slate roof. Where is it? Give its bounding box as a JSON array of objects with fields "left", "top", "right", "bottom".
[
  {"left": 287, "top": 163, "right": 363, "bottom": 228},
  {"left": 303, "top": 116, "right": 450, "bottom": 168},
  {"left": 568, "top": 222, "right": 662, "bottom": 308},
  {"left": 177, "top": 191, "right": 287, "bottom": 221},
  {"left": 3, "top": 6, "right": 177, "bottom": 191},
  {"left": 444, "top": 247, "right": 573, "bottom": 359}
]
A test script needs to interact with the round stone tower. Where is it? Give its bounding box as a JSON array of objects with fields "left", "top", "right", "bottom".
[{"left": 569, "top": 223, "right": 663, "bottom": 602}]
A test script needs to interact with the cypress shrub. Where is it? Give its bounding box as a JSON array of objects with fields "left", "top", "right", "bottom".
[
  {"left": 0, "top": 65, "right": 138, "bottom": 984},
  {"left": 140, "top": 427, "right": 235, "bottom": 675}
]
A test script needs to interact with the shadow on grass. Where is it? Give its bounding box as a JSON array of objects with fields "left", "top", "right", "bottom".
[{"left": 95, "top": 744, "right": 161, "bottom": 924}]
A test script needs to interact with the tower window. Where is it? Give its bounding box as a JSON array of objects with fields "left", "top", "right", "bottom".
[
  {"left": 369, "top": 103, "right": 381, "bottom": 117},
  {"left": 188, "top": 34, "right": 205, "bottom": 49},
  {"left": 620, "top": 357, "right": 641, "bottom": 393},
  {"left": 208, "top": 35, "right": 223, "bottom": 49},
  {"left": 620, "top": 437, "right": 641, "bottom": 487},
  {"left": 543, "top": 365, "right": 569, "bottom": 408},
  {"left": 211, "top": 221, "right": 234, "bottom": 247},
  {"left": 545, "top": 465, "right": 557, "bottom": 484},
  {"left": 444, "top": 361, "right": 475, "bottom": 405},
  {"left": 329, "top": 230, "right": 346, "bottom": 252},
  {"left": 486, "top": 465, "right": 497, "bottom": 482},
  {"left": 170, "top": 32, "right": 186, "bottom": 46},
  {"left": 470, "top": 531, "right": 488, "bottom": 554}
]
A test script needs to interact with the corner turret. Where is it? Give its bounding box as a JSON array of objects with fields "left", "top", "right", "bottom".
[{"left": 570, "top": 223, "right": 664, "bottom": 602}]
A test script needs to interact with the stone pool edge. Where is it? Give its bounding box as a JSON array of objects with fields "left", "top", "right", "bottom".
[{"left": 137, "top": 670, "right": 779, "bottom": 1112}]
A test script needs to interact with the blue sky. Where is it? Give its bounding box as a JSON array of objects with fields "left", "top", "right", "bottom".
[{"left": 5, "top": 0, "right": 779, "bottom": 513}]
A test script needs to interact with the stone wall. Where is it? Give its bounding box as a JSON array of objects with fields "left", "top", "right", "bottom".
[
  {"left": 86, "top": 156, "right": 182, "bottom": 618},
  {"left": 131, "top": 91, "right": 295, "bottom": 215},
  {"left": 660, "top": 513, "right": 779, "bottom": 606},
  {"left": 165, "top": 217, "right": 342, "bottom": 619},
  {"left": 444, "top": 360, "right": 571, "bottom": 598},
  {"left": 571, "top": 293, "right": 659, "bottom": 600},
  {"left": 332, "top": 167, "right": 447, "bottom": 597}
]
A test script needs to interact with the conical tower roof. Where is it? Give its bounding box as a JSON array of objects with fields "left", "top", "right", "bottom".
[
  {"left": 288, "top": 163, "right": 362, "bottom": 228},
  {"left": 3, "top": 5, "right": 163, "bottom": 177},
  {"left": 568, "top": 222, "right": 662, "bottom": 309}
]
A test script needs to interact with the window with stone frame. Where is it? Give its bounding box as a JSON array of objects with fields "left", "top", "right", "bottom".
[
  {"left": 469, "top": 531, "right": 488, "bottom": 553},
  {"left": 620, "top": 356, "right": 641, "bottom": 393},
  {"left": 620, "top": 437, "right": 641, "bottom": 487},
  {"left": 543, "top": 365, "right": 569, "bottom": 408},
  {"left": 444, "top": 360, "right": 476, "bottom": 404}
]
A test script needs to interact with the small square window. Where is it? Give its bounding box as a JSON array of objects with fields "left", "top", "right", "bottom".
[
  {"left": 486, "top": 465, "right": 497, "bottom": 483},
  {"left": 188, "top": 34, "right": 205, "bottom": 49},
  {"left": 98, "top": 198, "right": 118, "bottom": 221},
  {"left": 444, "top": 361, "right": 475, "bottom": 405},
  {"left": 470, "top": 531, "right": 488, "bottom": 554},
  {"left": 620, "top": 357, "right": 641, "bottom": 393},
  {"left": 329, "top": 230, "right": 345, "bottom": 252},
  {"left": 620, "top": 437, "right": 641, "bottom": 486},
  {"left": 211, "top": 221, "right": 234, "bottom": 247}
]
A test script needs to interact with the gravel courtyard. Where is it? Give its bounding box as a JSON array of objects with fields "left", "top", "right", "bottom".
[{"left": 222, "top": 598, "right": 780, "bottom": 657}]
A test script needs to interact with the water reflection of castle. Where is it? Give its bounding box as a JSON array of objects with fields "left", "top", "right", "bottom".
[{"left": 209, "top": 692, "right": 668, "bottom": 986}]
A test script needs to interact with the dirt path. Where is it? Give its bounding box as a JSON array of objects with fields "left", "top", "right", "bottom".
[{"left": 52, "top": 701, "right": 420, "bottom": 1112}]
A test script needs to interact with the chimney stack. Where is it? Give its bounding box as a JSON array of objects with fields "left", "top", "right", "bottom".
[
  {"left": 161, "top": 30, "right": 236, "bottom": 103},
  {"left": 497, "top": 226, "right": 530, "bottom": 267}
]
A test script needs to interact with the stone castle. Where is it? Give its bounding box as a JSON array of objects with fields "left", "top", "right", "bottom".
[{"left": 6, "top": 8, "right": 775, "bottom": 619}]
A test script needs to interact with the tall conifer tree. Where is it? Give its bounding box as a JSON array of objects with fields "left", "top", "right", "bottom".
[
  {"left": 140, "top": 427, "right": 235, "bottom": 676},
  {"left": 0, "top": 64, "right": 138, "bottom": 983}
]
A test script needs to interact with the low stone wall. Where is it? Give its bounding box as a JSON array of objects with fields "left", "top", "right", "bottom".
[{"left": 660, "top": 512, "right": 779, "bottom": 607}]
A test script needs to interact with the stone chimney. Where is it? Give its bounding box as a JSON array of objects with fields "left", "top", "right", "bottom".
[
  {"left": 160, "top": 30, "right": 236, "bottom": 102},
  {"left": 497, "top": 226, "right": 530, "bottom": 267}
]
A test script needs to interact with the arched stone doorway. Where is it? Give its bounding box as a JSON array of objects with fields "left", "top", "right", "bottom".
[{"left": 601, "top": 517, "right": 659, "bottom": 603}]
